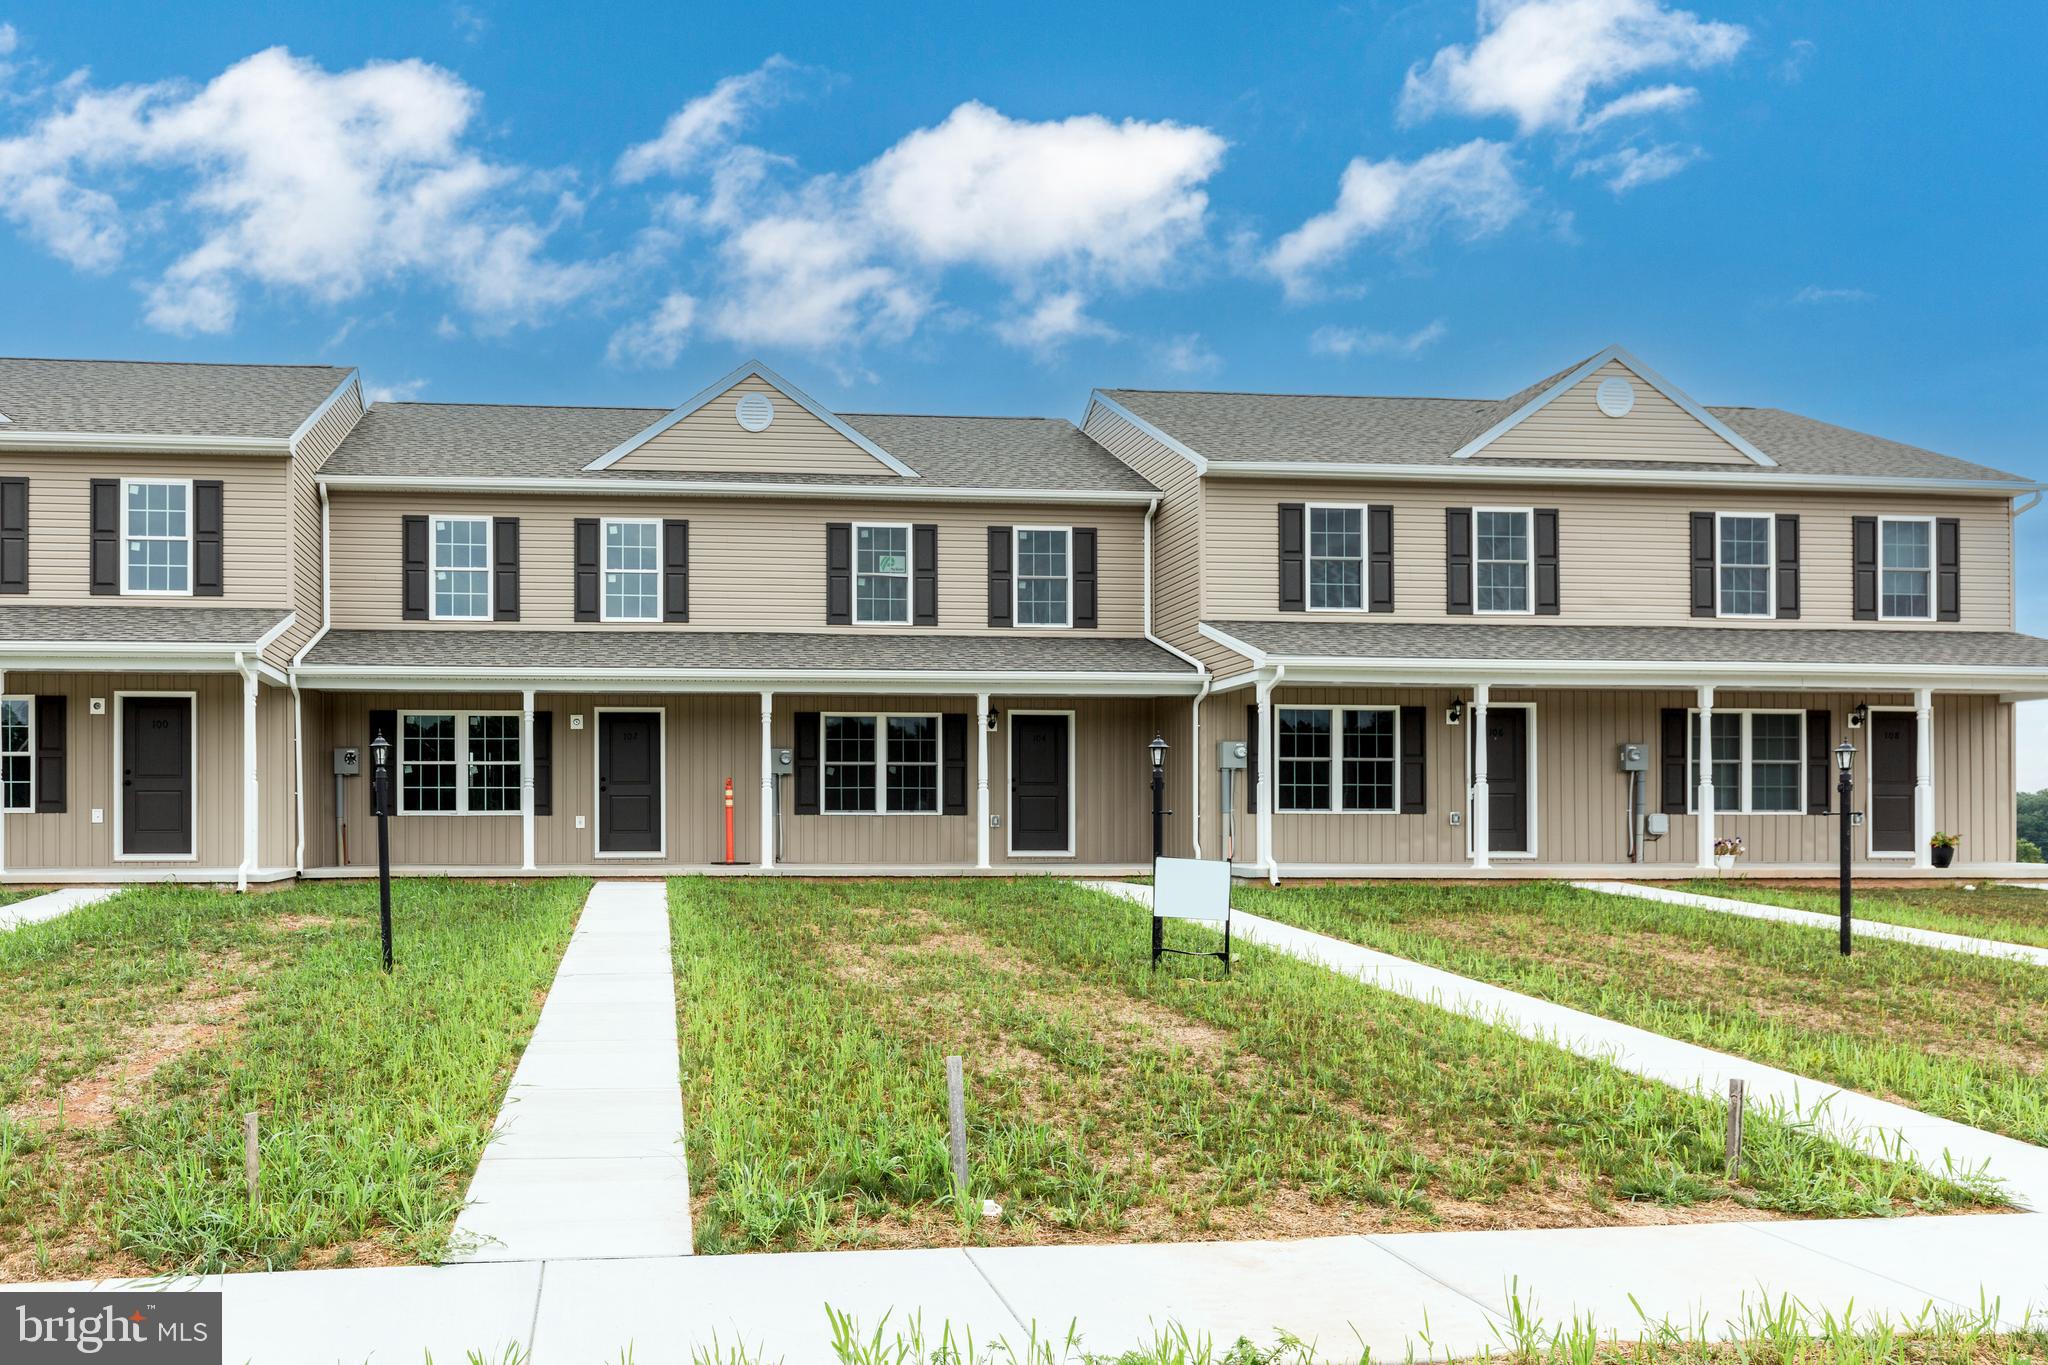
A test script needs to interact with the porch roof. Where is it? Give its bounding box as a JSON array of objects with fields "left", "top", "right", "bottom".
[{"left": 0, "top": 605, "right": 293, "bottom": 646}]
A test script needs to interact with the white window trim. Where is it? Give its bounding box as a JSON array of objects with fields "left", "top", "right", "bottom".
[
  {"left": 1013, "top": 525, "right": 1074, "bottom": 629},
  {"left": 428, "top": 514, "right": 493, "bottom": 622},
  {"left": 600, "top": 516, "right": 663, "bottom": 623},
  {"left": 1305, "top": 503, "right": 1371, "bottom": 614},
  {"left": 111, "top": 690, "right": 198, "bottom": 861},
  {"left": 120, "top": 476, "right": 195, "bottom": 598},
  {"left": 1, "top": 694, "right": 33, "bottom": 814},
  {"left": 397, "top": 708, "right": 523, "bottom": 816},
  {"left": 1472, "top": 506, "right": 1535, "bottom": 617},
  {"left": 1862, "top": 705, "right": 1918, "bottom": 860},
  {"left": 1004, "top": 708, "right": 1077, "bottom": 858},
  {"left": 1713, "top": 510, "right": 1776, "bottom": 620},
  {"left": 1686, "top": 708, "right": 1807, "bottom": 815},
  {"left": 820, "top": 711, "right": 944, "bottom": 816},
  {"left": 1876, "top": 515, "right": 1937, "bottom": 622},
  {"left": 852, "top": 522, "right": 913, "bottom": 625},
  {"left": 1273, "top": 705, "right": 1402, "bottom": 815},
  {"left": 592, "top": 707, "right": 667, "bottom": 860}
]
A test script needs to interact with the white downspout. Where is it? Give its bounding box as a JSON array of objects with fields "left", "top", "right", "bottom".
[
  {"left": 236, "top": 652, "right": 259, "bottom": 892},
  {"left": 759, "top": 692, "right": 776, "bottom": 869},
  {"left": 975, "top": 692, "right": 992, "bottom": 870},
  {"left": 1188, "top": 676, "right": 1210, "bottom": 858},
  {"left": 1138, "top": 496, "right": 1211, "bottom": 861},
  {"left": 290, "top": 676, "right": 306, "bottom": 875},
  {"left": 1259, "top": 664, "right": 1284, "bottom": 885},
  {"left": 520, "top": 687, "right": 537, "bottom": 873}
]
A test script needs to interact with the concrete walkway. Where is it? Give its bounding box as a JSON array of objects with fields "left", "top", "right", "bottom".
[
  {"left": 0, "top": 885, "right": 117, "bottom": 931},
  {"left": 449, "top": 880, "right": 693, "bottom": 1262},
  {"left": 1578, "top": 880, "right": 2048, "bottom": 966}
]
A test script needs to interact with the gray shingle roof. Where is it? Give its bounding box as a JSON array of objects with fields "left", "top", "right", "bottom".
[
  {"left": 0, "top": 358, "right": 351, "bottom": 440},
  {"left": 302, "top": 629, "right": 1194, "bottom": 674},
  {"left": 319, "top": 403, "right": 1156, "bottom": 493},
  {"left": 0, "top": 605, "right": 292, "bottom": 645},
  {"left": 1207, "top": 619, "right": 2048, "bottom": 669}
]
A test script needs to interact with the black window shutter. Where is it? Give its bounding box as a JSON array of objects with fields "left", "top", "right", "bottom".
[
  {"left": 1368, "top": 505, "right": 1394, "bottom": 613},
  {"left": 492, "top": 517, "right": 520, "bottom": 621},
  {"left": 825, "top": 523, "right": 852, "bottom": 625},
  {"left": 1072, "top": 527, "right": 1098, "bottom": 629},
  {"left": 33, "top": 695, "right": 64, "bottom": 813},
  {"left": 193, "top": 479, "right": 224, "bottom": 597},
  {"left": 89, "top": 478, "right": 120, "bottom": 595},
  {"left": 1244, "top": 703, "right": 1259, "bottom": 814},
  {"left": 1277, "top": 504, "right": 1305, "bottom": 611},
  {"left": 663, "top": 519, "right": 690, "bottom": 623},
  {"left": 1398, "top": 705, "right": 1426, "bottom": 814},
  {"left": 913, "top": 523, "right": 938, "bottom": 627},
  {"left": 1852, "top": 516, "right": 1878, "bottom": 620},
  {"left": 1936, "top": 517, "right": 1961, "bottom": 622},
  {"left": 573, "top": 518, "right": 600, "bottom": 622},
  {"left": 942, "top": 712, "right": 968, "bottom": 815},
  {"left": 986, "top": 526, "right": 1012, "bottom": 627},
  {"left": 793, "top": 711, "right": 820, "bottom": 815},
  {"left": 1690, "top": 512, "right": 1716, "bottom": 618},
  {"left": 532, "top": 710, "right": 553, "bottom": 816},
  {"left": 369, "top": 708, "right": 398, "bottom": 815},
  {"left": 0, "top": 477, "right": 26, "bottom": 594},
  {"left": 1659, "top": 708, "right": 1690, "bottom": 814},
  {"left": 401, "top": 515, "right": 429, "bottom": 620},
  {"left": 1533, "top": 508, "right": 1560, "bottom": 616},
  {"left": 1805, "top": 708, "right": 1831, "bottom": 815},
  {"left": 1775, "top": 514, "right": 1801, "bottom": 620},
  {"left": 1445, "top": 508, "right": 1472, "bottom": 614}
]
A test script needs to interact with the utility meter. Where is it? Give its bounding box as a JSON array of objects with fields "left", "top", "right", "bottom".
[
  {"left": 333, "top": 747, "right": 361, "bottom": 776},
  {"left": 1617, "top": 743, "right": 1648, "bottom": 773},
  {"left": 772, "top": 748, "right": 794, "bottom": 774},
  {"left": 1217, "top": 741, "right": 1248, "bottom": 771}
]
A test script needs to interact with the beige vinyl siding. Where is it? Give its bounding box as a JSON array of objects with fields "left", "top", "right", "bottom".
[
  {"left": 776, "top": 694, "right": 975, "bottom": 866},
  {"left": 1932, "top": 693, "right": 2015, "bottom": 866},
  {"left": 609, "top": 376, "right": 900, "bottom": 477},
  {"left": 258, "top": 681, "right": 295, "bottom": 869},
  {"left": 987, "top": 696, "right": 1162, "bottom": 866},
  {"left": 1196, "top": 689, "right": 1256, "bottom": 864},
  {"left": 271, "top": 378, "right": 364, "bottom": 668},
  {"left": 1202, "top": 478, "right": 2015, "bottom": 630},
  {"left": 325, "top": 491, "right": 1148, "bottom": 634},
  {"left": 1265, "top": 687, "right": 1467, "bottom": 867},
  {"left": 1481, "top": 359, "right": 1750, "bottom": 464}
]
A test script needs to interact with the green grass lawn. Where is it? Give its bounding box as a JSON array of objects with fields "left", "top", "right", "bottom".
[
  {"left": 0, "top": 876, "right": 589, "bottom": 1280},
  {"left": 1237, "top": 880, "right": 2048, "bottom": 1147},
  {"left": 669, "top": 878, "right": 1993, "bottom": 1257},
  {"left": 1673, "top": 878, "right": 2048, "bottom": 949}
]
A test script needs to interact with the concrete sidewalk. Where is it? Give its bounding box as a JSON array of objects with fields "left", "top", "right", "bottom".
[{"left": 0, "top": 885, "right": 118, "bottom": 931}]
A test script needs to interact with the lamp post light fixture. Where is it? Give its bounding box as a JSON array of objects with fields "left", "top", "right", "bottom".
[
  {"left": 1149, "top": 732, "right": 1169, "bottom": 965},
  {"left": 370, "top": 728, "right": 395, "bottom": 973},
  {"left": 1834, "top": 738, "right": 1856, "bottom": 957}
]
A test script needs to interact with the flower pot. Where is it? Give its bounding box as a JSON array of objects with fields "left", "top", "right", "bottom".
[
  {"left": 1932, "top": 844, "right": 1956, "bottom": 869},
  {"left": 1715, "top": 854, "right": 1735, "bottom": 873}
]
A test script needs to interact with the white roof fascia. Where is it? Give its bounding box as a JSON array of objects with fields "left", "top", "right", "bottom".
[
  {"left": 1197, "top": 461, "right": 2041, "bottom": 498},
  {"left": 291, "top": 665, "right": 1205, "bottom": 697},
  {"left": 1228, "top": 653, "right": 2048, "bottom": 693},
  {"left": 0, "top": 432, "right": 289, "bottom": 455},
  {"left": 1085, "top": 392, "right": 1210, "bottom": 475},
  {"left": 288, "top": 371, "right": 362, "bottom": 457},
  {"left": 317, "top": 474, "right": 1158, "bottom": 505}
]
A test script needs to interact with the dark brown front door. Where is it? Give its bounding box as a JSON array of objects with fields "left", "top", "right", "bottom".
[
  {"left": 1010, "top": 714, "right": 1070, "bottom": 853},
  {"left": 598, "top": 711, "right": 662, "bottom": 854},
  {"left": 123, "top": 695, "right": 192, "bottom": 856},
  {"left": 1478, "top": 707, "right": 1530, "bottom": 855},
  {"left": 1869, "top": 711, "right": 1917, "bottom": 854}
]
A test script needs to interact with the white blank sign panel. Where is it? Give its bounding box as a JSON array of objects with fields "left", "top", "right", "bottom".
[{"left": 1153, "top": 857, "right": 1232, "bottom": 922}]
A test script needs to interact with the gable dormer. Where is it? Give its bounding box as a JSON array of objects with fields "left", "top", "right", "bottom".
[
  {"left": 1454, "top": 348, "right": 1774, "bottom": 468},
  {"left": 585, "top": 361, "right": 916, "bottom": 478}
]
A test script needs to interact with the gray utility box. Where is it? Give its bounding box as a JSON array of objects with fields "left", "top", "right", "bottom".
[
  {"left": 333, "top": 746, "right": 361, "bottom": 776},
  {"left": 771, "top": 747, "right": 795, "bottom": 774},
  {"left": 1617, "top": 742, "right": 1649, "bottom": 773},
  {"left": 1216, "top": 740, "right": 1248, "bottom": 771}
]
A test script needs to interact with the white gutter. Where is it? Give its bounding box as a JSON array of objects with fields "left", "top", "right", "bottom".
[
  {"left": 0, "top": 432, "right": 289, "bottom": 455},
  {"left": 1198, "top": 461, "right": 2044, "bottom": 499},
  {"left": 317, "top": 474, "right": 1161, "bottom": 506},
  {"left": 291, "top": 664, "right": 1205, "bottom": 696}
]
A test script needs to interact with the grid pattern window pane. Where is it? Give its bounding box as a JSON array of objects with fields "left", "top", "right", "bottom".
[
  {"left": 855, "top": 525, "right": 910, "bottom": 624},
  {"left": 402, "top": 714, "right": 458, "bottom": 812},
  {"left": 1718, "top": 516, "right": 1772, "bottom": 617},
  {"left": 1748, "top": 713, "right": 1802, "bottom": 813},
  {"left": 885, "top": 716, "right": 939, "bottom": 812},
  {"left": 1690, "top": 713, "right": 1742, "bottom": 813},
  {"left": 823, "top": 716, "right": 878, "bottom": 812},
  {"left": 605, "top": 520, "right": 660, "bottom": 621},
  {"left": 465, "top": 714, "right": 523, "bottom": 813},
  {"left": 1474, "top": 510, "right": 1529, "bottom": 613},
  {"left": 0, "top": 698, "right": 29, "bottom": 812},
  {"left": 124, "top": 481, "right": 190, "bottom": 593},
  {"left": 1016, "top": 529, "right": 1070, "bottom": 626},
  {"left": 1308, "top": 507, "right": 1364, "bottom": 610},
  {"left": 433, "top": 517, "right": 491, "bottom": 619},
  {"left": 1340, "top": 709, "right": 1397, "bottom": 812},
  {"left": 1276, "top": 708, "right": 1332, "bottom": 812},
  {"left": 1880, "top": 520, "right": 1932, "bottom": 619}
]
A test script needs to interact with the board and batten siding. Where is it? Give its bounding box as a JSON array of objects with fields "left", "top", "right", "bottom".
[
  {"left": 258, "top": 681, "right": 296, "bottom": 870},
  {"left": 1482, "top": 359, "right": 1751, "bottom": 464},
  {"left": 607, "top": 376, "right": 901, "bottom": 477},
  {"left": 1202, "top": 478, "right": 2014, "bottom": 631},
  {"left": 271, "top": 378, "right": 365, "bottom": 668}
]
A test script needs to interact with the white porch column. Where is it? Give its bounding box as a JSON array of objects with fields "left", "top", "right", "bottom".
[
  {"left": 239, "top": 660, "right": 259, "bottom": 892},
  {"left": 1469, "top": 684, "right": 1491, "bottom": 871},
  {"left": 975, "top": 693, "right": 992, "bottom": 870},
  {"left": 1256, "top": 676, "right": 1276, "bottom": 884},
  {"left": 519, "top": 688, "right": 537, "bottom": 873},
  {"left": 759, "top": 692, "right": 776, "bottom": 869},
  {"left": 1913, "top": 687, "right": 1935, "bottom": 869},
  {"left": 1695, "top": 685, "right": 1716, "bottom": 870}
]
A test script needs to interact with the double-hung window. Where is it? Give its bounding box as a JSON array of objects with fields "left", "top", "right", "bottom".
[
  {"left": 854, "top": 524, "right": 911, "bottom": 624},
  {"left": 0, "top": 697, "right": 31, "bottom": 812},
  {"left": 1015, "top": 527, "right": 1071, "bottom": 627},
  {"left": 1689, "top": 710, "right": 1803, "bottom": 814},
  {"left": 1474, "top": 509, "right": 1531, "bottom": 614},
  {"left": 1307, "top": 506, "right": 1365, "bottom": 611},
  {"left": 821, "top": 713, "right": 940, "bottom": 813},
  {"left": 1276, "top": 706, "right": 1399, "bottom": 813},
  {"left": 124, "top": 479, "right": 191, "bottom": 595},
  {"left": 1879, "top": 517, "right": 1933, "bottom": 620},
  {"left": 400, "top": 710, "right": 522, "bottom": 813},
  {"left": 1716, "top": 514, "right": 1774, "bottom": 618},
  {"left": 431, "top": 516, "right": 491, "bottom": 620},
  {"left": 603, "top": 518, "right": 660, "bottom": 621}
]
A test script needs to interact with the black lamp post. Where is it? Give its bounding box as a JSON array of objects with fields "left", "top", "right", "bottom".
[
  {"left": 370, "top": 729, "right": 394, "bottom": 972},
  {"left": 1835, "top": 739, "right": 1855, "bottom": 957},
  {"left": 1149, "top": 732, "right": 1168, "bottom": 965}
]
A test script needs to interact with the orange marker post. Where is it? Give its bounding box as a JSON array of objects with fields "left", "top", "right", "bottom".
[{"left": 723, "top": 777, "right": 736, "bottom": 864}]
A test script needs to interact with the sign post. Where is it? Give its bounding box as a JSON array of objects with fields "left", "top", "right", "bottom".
[{"left": 1151, "top": 856, "right": 1232, "bottom": 973}]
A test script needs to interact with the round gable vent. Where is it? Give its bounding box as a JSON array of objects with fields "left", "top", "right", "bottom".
[
  {"left": 735, "top": 392, "right": 775, "bottom": 432},
  {"left": 1595, "top": 375, "right": 1635, "bottom": 418}
]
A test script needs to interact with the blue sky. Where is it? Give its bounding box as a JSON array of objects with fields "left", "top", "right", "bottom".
[{"left": 1, "top": 1, "right": 2043, "bottom": 774}]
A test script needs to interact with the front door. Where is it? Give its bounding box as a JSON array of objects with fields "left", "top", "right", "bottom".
[
  {"left": 1478, "top": 707, "right": 1530, "bottom": 856},
  {"left": 1869, "top": 711, "right": 1917, "bottom": 855},
  {"left": 1009, "top": 714, "right": 1071, "bottom": 854},
  {"left": 598, "top": 711, "right": 663, "bottom": 855},
  {"left": 123, "top": 695, "right": 192, "bottom": 856}
]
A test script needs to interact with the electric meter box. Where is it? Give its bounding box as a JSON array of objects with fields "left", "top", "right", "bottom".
[
  {"left": 1617, "top": 743, "right": 1649, "bottom": 773},
  {"left": 1216, "top": 740, "right": 1249, "bottom": 771},
  {"left": 772, "top": 748, "right": 795, "bottom": 774},
  {"left": 333, "top": 747, "right": 361, "bottom": 776}
]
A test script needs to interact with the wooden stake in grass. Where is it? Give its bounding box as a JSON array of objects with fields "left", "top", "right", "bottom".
[
  {"left": 945, "top": 1054, "right": 968, "bottom": 1201},
  {"left": 243, "top": 1111, "right": 260, "bottom": 1211},
  {"left": 1724, "top": 1079, "right": 1745, "bottom": 1181}
]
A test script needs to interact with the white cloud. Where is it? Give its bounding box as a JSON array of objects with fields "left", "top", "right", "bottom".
[
  {"left": 615, "top": 56, "right": 794, "bottom": 184},
  {"left": 993, "top": 290, "right": 1116, "bottom": 352},
  {"left": 705, "top": 212, "right": 925, "bottom": 351},
  {"left": 365, "top": 377, "right": 427, "bottom": 403},
  {"left": 1577, "top": 82, "right": 1696, "bottom": 130},
  {"left": 606, "top": 289, "right": 699, "bottom": 367},
  {"left": 1792, "top": 284, "right": 1874, "bottom": 305},
  {"left": 1310, "top": 318, "right": 1448, "bottom": 358},
  {"left": 1572, "top": 141, "right": 1698, "bottom": 192},
  {"left": 1159, "top": 332, "right": 1221, "bottom": 375},
  {"left": 1267, "top": 140, "right": 1523, "bottom": 297},
  {"left": 1402, "top": 0, "right": 1746, "bottom": 135},
  {"left": 0, "top": 23, "right": 17, "bottom": 56},
  {"left": 1778, "top": 37, "right": 1815, "bottom": 83}
]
